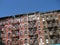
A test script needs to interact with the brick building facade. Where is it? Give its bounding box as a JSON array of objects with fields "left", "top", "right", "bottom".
[{"left": 0, "top": 10, "right": 60, "bottom": 45}]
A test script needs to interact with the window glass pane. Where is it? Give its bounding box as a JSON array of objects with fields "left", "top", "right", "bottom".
[
  {"left": 24, "top": 17, "right": 27, "bottom": 22},
  {"left": 20, "top": 31, "right": 23, "bottom": 36},
  {"left": 25, "top": 39, "right": 27, "bottom": 43},
  {"left": 20, "top": 39, "right": 23, "bottom": 45},
  {"left": 24, "top": 30, "right": 27, "bottom": 34},
  {"left": 24, "top": 24, "right": 27, "bottom": 28},
  {"left": 7, "top": 40, "right": 11, "bottom": 45},
  {"left": 15, "top": 31, "right": 19, "bottom": 36},
  {"left": 8, "top": 33, "right": 11, "bottom": 38}
]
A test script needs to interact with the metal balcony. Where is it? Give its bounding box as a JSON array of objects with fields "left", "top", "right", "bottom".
[
  {"left": 29, "top": 33, "right": 34, "bottom": 36},
  {"left": 12, "top": 24, "right": 20, "bottom": 30},
  {"left": 12, "top": 33, "right": 19, "bottom": 36},
  {"left": 46, "top": 17, "right": 54, "bottom": 21},
  {"left": 48, "top": 24, "right": 52, "bottom": 28},
  {"left": 12, "top": 31, "right": 19, "bottom": 37},
  {"left": 28, "top": 27, "right": 37, "bottom": 36},
  {"left": 28, "top": 15, "right": 36, "bottom": 21},
  {"left": 12, "top": 41, "right": 18, "bottom": 45},
  {"left": 28, "top": 21, "right": 36, "bottom": 28}
]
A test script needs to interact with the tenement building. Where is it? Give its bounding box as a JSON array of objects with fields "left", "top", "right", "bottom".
[
  {"left": 0, "top": 10, "right": 60, "bottom": 45},
  {"left": 41, "top": 10, "right": 60, "bottom": 45}
]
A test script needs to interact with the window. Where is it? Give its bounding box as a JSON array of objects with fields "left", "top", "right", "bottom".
[
  {"left": 9, "top": 19, "right": 14, "bottom": 23},
  {"left": 43, "top": 21, "right": 45, "bottom": 24},
  {"left": 37, "top": 26, "right": 40, "bottom": 30},
  {"left": 20, "top": 39, "right": 23, "bottom": 45},
  {"left": 50, "top": 31, "right": 53, "bottom": 35},
  {"left": 20, "top": 31, "right": 23, "bottom": 36},
  {"left": 24, "top": 17, "right": 27, "bottom": 22},
  {"left": 3, "top": 33, "right": 6, "bottom": 38},
  {"left": 8, "top": 33, "right": 11, "bottom": 38},
  {"left": 57, "top": 38, "right": 60, "bottom": 43},
  {"left": 44, "top": 31, "right": 47, "bottom": 34},
  {"left": 15, "top": 31, "right": 19, "bottom": 36},
  {"left": 29, "top": 29, "right": 33, "bottom": 35},
  {"left": 32, "top": 16, "right": 36, "bottom": 20},
  {"left": 46, "top": 16, "right": 49, "bottom": 19},
  {"left": 37, "top": 22, "right": 40, "bottom": 26},
  {"left": 29, "top": 31, "right": 33, "bottom": 34},
  {"left": 45, "top": 36, "right": 48, "bottom": 39},
  {"left": 20, "top": 24, "right": 23, "bottom": 29},
  {"left": 39, "top": 32, "right": 42, "bottom": 36},
  {"left": 50, "top": 15, "right": 52, "bottom": 17},
  {"left": 46, "top": 39, "right": 49, "bottom": 43},
  {"left": 33, "top": 27, "right": 37, "bottom": 31},
  {"left": 16, "top": 38, "right": 19, "bottom": 41},
  {"left": 25, "top": 39, "right": 27, "bottom": 43},
  {"left": 29, "top": 21, "right": 36, "bottom": 27},
  {"left": 15, "top": 18, "right": 20, "bottom": 22},
  {"left": 12, "top": 30, "right": 15, "bottom": 34},
  {"left": 59, "top": 22, "right": 60, "bottom": 27},
  {"left": 55, "top": 15, "right": 57, "bottom": 18},
  {"left": 30, "top": 39, "right": 33, "bottom": 45},
  {"left": 12, "top": 30, "right": 19, "bottom": 36},
  {"left": 28, "top": 15, "right": 36, "bottom": 21},
  {"left": 28, "top": 17, "right": 31, "bottom": 21},
  {"left": 37, "top": 16, "right": 40, "bottom": 20},
  {"left": 20, "top": 18, "right": 24, "bottom": 22},
  {"left": 38, "top": 26, "right": 40, "bottom": 28},
  {"left": 43, "top": 26, "right": 46, "bottom": 30},
  {"left": 7, "top": 40, "right": 11, "bottom": 45},
  {"left": 16, "top": 43, "right": 19, "bottom": 45},
  {"left": 3, "top": 28, "right": 6, "bottom": 33},
  {"left": 24, "top": 30, "right": 27, "bottom": 34},
  {"left": 40, "top": 37, "right": 43, "bottom": 43},
  {"left": 50, "top": 39, "right": 54, "bottom": 44},
  {"left": 2, "top": 40, "right": 6, "bottom": 43},
  {"left": 38, "top": 28, "right": 40, "bottom": 30},
  {"left": 24, "top": 24, "right": 27, "bottom": 28},
  {"left": 42, "top": 18, "right": 45, "bottom": 21}
]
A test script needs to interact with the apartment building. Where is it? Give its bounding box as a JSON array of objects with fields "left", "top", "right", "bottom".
[
  {"left": 0, "top": 10, "right": 60, "bottom": 45},
  {"left": 41, "top": 10, "right": 60, "bottom": 45},
  {"left": 0, "top": 12, "right": 45, "bottom": 45}
]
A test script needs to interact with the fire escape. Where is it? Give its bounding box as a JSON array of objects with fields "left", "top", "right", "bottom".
[
  {"left": 46, "top": 15, "right": 60, "bottom": 44},
  {"left": 28, "top": 14, "right": 39, "bottom": 45}
]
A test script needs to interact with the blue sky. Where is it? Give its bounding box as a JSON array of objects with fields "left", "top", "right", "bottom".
[{"left": 0, "top": 0, "right": 60, "bottom": 17}]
